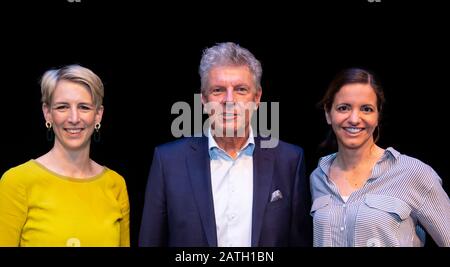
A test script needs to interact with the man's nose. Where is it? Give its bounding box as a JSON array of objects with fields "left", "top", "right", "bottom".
[{"left": 224, "top": 88, "right": 234, "bottom": 103}]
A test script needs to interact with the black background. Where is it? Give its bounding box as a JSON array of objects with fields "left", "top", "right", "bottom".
[{"left": 0, "top": 0, "right": 449, "bottom": 252}]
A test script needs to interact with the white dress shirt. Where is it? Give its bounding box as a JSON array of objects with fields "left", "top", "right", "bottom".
[{"left": 208, "top": 127, "right": 254, "bottom": 247}]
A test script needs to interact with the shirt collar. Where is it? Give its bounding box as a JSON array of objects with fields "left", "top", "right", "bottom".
[
  {"left": 318, "top": 146, "right": 400, "bottom": 177},
  {"left": 208, "top": 127, "right": 255, "bottom": 158},
  {"left": 384, "top": 146, "right": 400, "bottom": 160}
]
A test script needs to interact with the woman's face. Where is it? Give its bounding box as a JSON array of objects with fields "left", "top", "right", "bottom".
[
  {"left": 44, "top": 80, "right": 103, "bottom": 151},
  {"left": 325, "top": 83, "right": 379, "bottom": 150}
]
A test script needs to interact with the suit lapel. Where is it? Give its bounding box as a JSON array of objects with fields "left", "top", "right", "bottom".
[
  {"left": 251, "top": 138, "right": 275, "bottom": 246},
  {"left": 186, "top": 137, "right": 218, "bottom": 246}
]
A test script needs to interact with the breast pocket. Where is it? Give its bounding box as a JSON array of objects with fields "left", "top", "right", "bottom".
[
  {"left": 310, "top": 195, "right": 331, "bottom": 215},
  {"left": 266, "top": 197, "right": 286, "bottom": 211},
  {"left": 355, "top": 194, "right": 413, "bottom": 246},
  {"left": 363, "top": 194, "right": 412, "bottom": 222},
  {"left": 310, "top": 195, "right": 332, "bottom": 246}
]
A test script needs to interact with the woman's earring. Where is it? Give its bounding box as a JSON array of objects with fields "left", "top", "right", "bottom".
[
  {"left": 45, "top": 121, "right": 54, "bottom": 142},
  {"left": 93, "top": 123, "right": 101, "bottom": 143}
]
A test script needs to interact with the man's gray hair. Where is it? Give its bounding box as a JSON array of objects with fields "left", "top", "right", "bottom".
[{"left": 199, "top": 42, "right": 262, "bottom": 95}]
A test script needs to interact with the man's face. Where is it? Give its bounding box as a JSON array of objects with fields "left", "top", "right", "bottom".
[{"left": 202, "top": 65, "right": 261, "bottom": 137}]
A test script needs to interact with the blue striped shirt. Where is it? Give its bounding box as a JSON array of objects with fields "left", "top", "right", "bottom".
[{"left": 310, "top": 147, "right": 450, "bottom": 247}]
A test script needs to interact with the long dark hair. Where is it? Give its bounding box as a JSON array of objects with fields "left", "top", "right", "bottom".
[{"left": 318, "top": 68, "right": 386, "bottom": 151}]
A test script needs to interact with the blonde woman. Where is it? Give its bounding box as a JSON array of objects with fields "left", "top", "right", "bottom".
[{"left": 0, "top": 65, "right": 130, "bottom": 247}]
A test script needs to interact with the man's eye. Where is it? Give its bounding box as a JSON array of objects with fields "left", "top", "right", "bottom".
[
  {"left": 236, "top": 87, "right": 249, "bottom": 94},
  {"left": 211, "top": 88, "right": 224, "bottom": 94},
  {"left": 80, "top": 105, "right": 93, "bottom": 110}
]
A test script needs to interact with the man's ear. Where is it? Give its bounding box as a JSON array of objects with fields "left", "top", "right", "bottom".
[
  {"left": 201, "top": 92, "right": 207, "bottom": 105},
  {"left": 254, "top": 88, "right": 262, "bottom": 109}
]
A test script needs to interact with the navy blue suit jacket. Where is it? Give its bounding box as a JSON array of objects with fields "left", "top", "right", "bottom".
[{"left": 138, "top": 137, "right": 312, "bottom": 247}]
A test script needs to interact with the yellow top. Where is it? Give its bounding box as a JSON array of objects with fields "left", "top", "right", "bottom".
[{"left": 0, "top": 160, "right": 130, "bottom": 247}]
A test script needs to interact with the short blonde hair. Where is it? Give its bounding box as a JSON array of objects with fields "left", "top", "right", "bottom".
[{"left": 40, "top": 64, "right": 104, "bottom": 108}]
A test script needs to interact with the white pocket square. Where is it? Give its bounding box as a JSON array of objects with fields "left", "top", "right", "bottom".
[{"left": 270, "top": 190, "right": 283, "bottom": 202}]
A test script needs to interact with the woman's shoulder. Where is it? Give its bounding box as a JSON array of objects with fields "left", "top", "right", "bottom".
[
  {"left": 103, "top": 167, "right": 124, "bottom": 179},
  {"left": 0, "top": 160, "right": 37, "bottom": 186},
  {"left": 101, "top": 166, "right": 127, "bottom": 186},
  {"left": 2, "top": 160, "right": 39, "bottom": 177},
  {"left": 387, "top": 147, "right": 442, "bottom": 186},
  {"left": 390, "top": 148, "right": 436, "bottom": 173},
  {"left": 89, "top": 159, "right": 122, "bottom": 180},
  {"left": 310, "top": 153, "right": 336, "bottom": 184},
  {"left": 311, "top": 153, "right": 336, "bottom": 175}
]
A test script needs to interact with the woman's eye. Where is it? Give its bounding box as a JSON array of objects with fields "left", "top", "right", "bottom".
[
  {"left": 54, "top": 105, "right": 68, "bottom": 110},
  {"left": 361, "top": 106, "right": 374, "bottom": 113},
  {"left": 337, "top": 105, "right": 349, "bottom": 111}
]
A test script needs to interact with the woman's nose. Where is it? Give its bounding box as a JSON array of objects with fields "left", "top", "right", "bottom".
[
  {"left": 68, "top": 107, "right": 80, "bottom": 123},
  {"left": 348, "top": 110, "right": 361, "bottom": 124}
]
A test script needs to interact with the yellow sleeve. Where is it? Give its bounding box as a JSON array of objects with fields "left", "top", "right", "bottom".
[
  {"left": 0, "top": 169, "right": 28, "bottom": 246},
  {"left": 118, "top": 178, "right": 130, "bottom": 247}
]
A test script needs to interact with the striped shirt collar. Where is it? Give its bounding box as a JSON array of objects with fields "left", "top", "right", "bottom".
[{"left": 318, "top": 147, "right": 400, "bottom": 177}]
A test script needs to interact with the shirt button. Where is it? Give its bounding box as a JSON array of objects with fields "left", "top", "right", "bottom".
[
  {"left": 340, "top": 227, "right": 345, "bottom": 231},
  {"left": 343, "top": 204, "right": 346, "bottom": 208}
]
